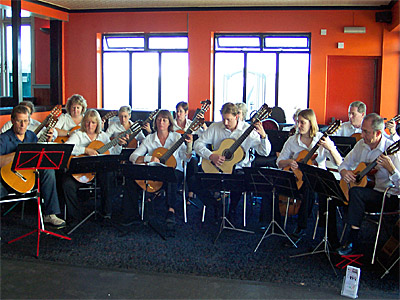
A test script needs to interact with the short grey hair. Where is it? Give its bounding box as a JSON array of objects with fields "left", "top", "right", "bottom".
[
  {"left": 349, "top": 101, "right": 366, "bottom": 114},
  {"left": 236, "top": 103, "right": 248, "bottom": 119},
  {"left": 119, "top": 106, "right": 132, "bottom": 114},
  {"left": 364, "top": 113, "right": 384, "bottom": 132}
]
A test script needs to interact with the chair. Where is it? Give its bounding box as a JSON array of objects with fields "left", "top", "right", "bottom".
[{"left": 262, "top": 118, "right": 279, "bottom": 131}]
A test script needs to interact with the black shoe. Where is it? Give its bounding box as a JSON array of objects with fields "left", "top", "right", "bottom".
[
  {"left": 338, "top": 242, "right": 354, "bottom": 256},
  {"left": 289, "top": 227, "right": 306, "bottom": 243},
  {"left": 166, "top": 211, "right": 176, "bottom": 232}
]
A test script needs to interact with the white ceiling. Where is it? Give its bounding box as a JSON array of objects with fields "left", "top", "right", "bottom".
[{"left": 38, "top": 0, "right": 394, "bottom": 11}]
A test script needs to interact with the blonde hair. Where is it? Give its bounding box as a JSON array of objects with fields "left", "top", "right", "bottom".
[
  {"left": 66, "top": 94, "right": 87, "bottom": 115},
  {"left": 80, "top": 109, "right": 101, "bottom": 134},
  {"left": 220, "top": 103, "right": 238, "bottom": 116},
  {"left": 298, "top": 109, "right": 319, "bottom": 137}
]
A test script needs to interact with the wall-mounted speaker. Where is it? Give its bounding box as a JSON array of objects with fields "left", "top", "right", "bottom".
[{"left": 375, "top": 11, "right": 392, "bottom": 24}]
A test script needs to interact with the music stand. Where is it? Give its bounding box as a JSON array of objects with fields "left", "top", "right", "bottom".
[
  {"left": 242, "top": 167, "right": 299, "bottom": 251},
  {"left": 7, "top": 143, "right": 73, "bottom": 257},
  {"left": 195, "top": 173, "right": 253, "bottom": 243},
  {"left": 66, "top": 154, "right": 124, "bottom": 234},
  {"left": 120, "top": 163, "right": 177, "bottom": 240},
  {"left": 290, "top": 163, "right": 347, "bottom": 275},
  {"left": 330, "top": 136, "right": 356, "bottom": 157}
]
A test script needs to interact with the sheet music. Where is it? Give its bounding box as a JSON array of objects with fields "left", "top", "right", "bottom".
[{"left": 148, "top": 161, "right": 168, "bottom": 167}]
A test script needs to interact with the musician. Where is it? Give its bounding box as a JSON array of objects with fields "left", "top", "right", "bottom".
[
  {"left": 338, "top": 113, "right": 400, "bottom": 255},
  {"left": 0, "top": 105, "right": 65, "bottom": 228},
  {"left": 193, "top": 102, "right": 271, "bottom": 221},
  {"left": 333, "top": 101, "right": 365, "bottom": 137},
  {"left": 173, "top": 101, "right": 206, "bottom": 203},
  {"left": 55, "top": 94, "right": 87, "bottom": 138},
  {"left": 62, "top": 109, "right": 127, "bottom": 223},
  {"left": 236, "top": 103, "right": 248, "bottom": 121},
  {"left": 129, "top": 110, "right": 193, "bottom": 233},
  {"left": 106, "top": 105, "right": 150, "bottom": 143},
  {"left": 282, "top": 108, "right": 302, "bottom": 134},
  {"left": 277, "top": 108, "right": 343, "bottom": 247}
]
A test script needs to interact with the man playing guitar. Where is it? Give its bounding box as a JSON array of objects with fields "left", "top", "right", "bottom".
[
  {"left": 333, "top": 101, "right": 366, "bottom": 139},
  {"left": 193, "top": 102, "right": 271, "bottom": 222},
  {"left": 0, "top": 105, "right": 65, "bottom": 228},
  {"left": 338, "top": 113, "right": 400, "bottom": 255}
]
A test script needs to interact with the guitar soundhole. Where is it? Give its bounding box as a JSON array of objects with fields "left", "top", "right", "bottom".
[{"left": 223, "top": 149, "right": 232, "bottom": 160}]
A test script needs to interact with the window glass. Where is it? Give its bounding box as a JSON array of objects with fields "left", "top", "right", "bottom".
[
  {"left": 149, "top": 37, "right": 188, "bottom": 50},
  {"left": 264, "top": 36, "right": 309, "bottom": 48},
  {"left": 105, "top": 36, "right": 144, "bottom": 50}
]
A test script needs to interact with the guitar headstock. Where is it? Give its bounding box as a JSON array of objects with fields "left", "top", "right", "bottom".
[
  {"left": 130, "top": 121, "right": 142, "bottom": 132},
  {"left": 326, "top": 120, "right": 342, "bottom": 135},
  {"left": 391, "top": 114, "right": 400, "bottom": 123},
  {"left": 102, "top": 111, "right": 118, "bottom": 121},
  {"left": 252, "top": 104, "right": 272, "bottom": 123},
  {"left": 47, "top": 117, "right": 58, "bottom": 129},
  {"left": 386, "top": 140, "right": 400, "bottom": 156},
  {"left": 200, "top": 99, "right": 211, "bottom": 113},
  {"left": 50, "top": 105, "right": 63, "bottom": 119},
  {"left": 146, "top": 109, "right": 160, "bottom": 123},
  {"left": 188, "top": 118, "right": 205, "bottom": 133}
]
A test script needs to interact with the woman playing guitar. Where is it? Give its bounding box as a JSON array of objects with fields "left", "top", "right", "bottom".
[
  {"left": 62, "top": 109, "right": 128, "bottom": 224},
  {"left": 129, "top": 110, "right": 193, "bottom": 234},
  {"left": 276, "top": 108, "right": 342, "bottom": 247},
  {"left": 55, "top": 94, "right": 87, "bottom": 142}
]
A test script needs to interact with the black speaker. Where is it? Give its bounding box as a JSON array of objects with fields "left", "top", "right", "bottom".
[{"left": 375, "top": 11, "right": 392, "bottom": 24}]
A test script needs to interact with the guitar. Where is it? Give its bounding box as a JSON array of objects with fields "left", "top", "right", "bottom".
[
  {"left": 175, "top": 99, "right": 211, "bottom": 135},
  {"left": 0, "top": 113, "right": 63, "bottom": 193},
  {"left": 351, "top": 133, "right": 362, "bottom": 142},
  {"left": 286, "top": 120, "right": 342, "bottom": 189},
  {"left": 125, "top": 109, "right": 160, "bottom": 149},
  {"left": 201, "top": 104, "right": 272, "bottom": 174},
  {"left": 71, "top": 121, "right": 142, "bottom": 183},
  {"left": 135, "top": 118, "right": 204, "bottom": 193},
  {"left": 384, "top": 114, "right": 400, "bottom": 135},
  {"left": 340, "top": 139, "right": 400, "bottom": 203},
  {"left": 55, "top": 111, "right": 118, "bottom": 143},
  {"left": 33, "top": 105, "right": 62, "bottom": 135}
]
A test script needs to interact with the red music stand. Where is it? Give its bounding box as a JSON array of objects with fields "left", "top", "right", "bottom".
[{"left": 7, "top": 143, "right": 73, "bottom": 257}]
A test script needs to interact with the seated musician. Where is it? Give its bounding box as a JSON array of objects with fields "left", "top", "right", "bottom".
[
  {"left": 62, "top": 109, "right": 127, "bottom": 223},
  {"left": 173, "top": 101, "right": 206, "bottom": 203},
  {"left": 129, "top": 110, "right": 192, "bottom": 234},
  {"left": 282, "top": 108, "right": 302, "bottom": 134},
  {"left": 0, "top": 105, "right": 65, "bottom": 228},
  {"left": 236, "top": 103, "right": 248, "bottom": 121},
  {"left": 55, "top": 94, "right": 87, "bottom": 138},
  {"left": 193, "top": 102, "right": 271, "bottom": 222},
  {"left": 333, "top": 101, "right": 365, "bottom": 138},
  {"left": 276, "top": 108, "right": 342, "bottom": 247},
  {"left": 338, "top": 113, "right": 400, "bottom": 255}
]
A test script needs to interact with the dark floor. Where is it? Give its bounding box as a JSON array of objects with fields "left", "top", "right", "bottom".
[{"left": 1, "top": 257, "right": 398, "bottom": 299}]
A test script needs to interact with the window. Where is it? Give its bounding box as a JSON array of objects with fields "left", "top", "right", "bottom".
[
  {"left": 0, "top": 8, "right": 33, "bottom": 97},
  {"left": 213, "top": 34, "right": 310, "bottom": 122},
  {"left": 102, "top": 34, "right": 189, "bottom": 111}
]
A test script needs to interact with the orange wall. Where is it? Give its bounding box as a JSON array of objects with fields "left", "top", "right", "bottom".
[
  {"left": 62, "top": 9, "right": 398, "bottom": 123},
  {"left": 0, "top": 111, "right": 49, "bottom": 129}
]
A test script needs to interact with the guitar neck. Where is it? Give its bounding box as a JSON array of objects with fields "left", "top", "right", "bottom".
[
  {"left": 34, "top": 115, "right": 50, "bottom": 135},
  {"left": 301, "top": 132, "right": 327, "bottom": 163},
  {"left": 228, "top": 123, "right": 256, "bottom": 154},
  {"left": 356, "top": 160, "right": 378, "bottom": 182},
  {"left": 97, "top": 124, "right": 139, "bottom": 154},
  {"left": 159, "top": 131, "right": 191, "bottom": 164}
]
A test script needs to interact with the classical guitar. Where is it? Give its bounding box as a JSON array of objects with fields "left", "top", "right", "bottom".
[
  {"left": 33, "top": 105, "right": 62, "bottom": 135},
  {"left": 340, "top": 139, "right": 400, "bottom": 203},
  {"left": 384, "top": 114, "right": 400, "bottom": 136},
  {"left": 125, "top": 109, "right": 160, "bottom": 149},
  {"left": 71, "top": 121, "right": 141, "bottom": 183},
  {"left": 0, "top": 115, "right": 62, "bottom": 194},
  {"left": 175, "top": 99, "right": 211, "bottom": 135},
  {"left": 201, "top": 104, "right": 272, "bottom": 174},
  {"left": 351, "top": 132, "right": 362, "bottom": 142},
  {"left": 135, "top": 118, "right": 204, "bottom": 193},
  {"left": 286, "top": 120, "right": 341, "bottom": 189},
  {"left": 55, "top": 111, "right": 117, "bottom": 143}
]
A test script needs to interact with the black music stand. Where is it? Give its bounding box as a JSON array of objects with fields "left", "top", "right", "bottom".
[
  {"left": 242, "top": 167, "right": 300, "bottom": 251},
  {"left": 120, "top": 163, "right": 177, "bottom": 240},
  {"left": 290, "top": 163, "right": 347, "bottom": 275},
  {"left": 67, "top": 154, "right": 123, "bottom": 234},
  {"left": 195, "top": 173, "right": 254, "bottom": 243},
  {"left": 330, "top": 136, "right": 356, "bottom": 157},
  {"left": 7, "top": 143, "right": 73, "bottom": 257}
]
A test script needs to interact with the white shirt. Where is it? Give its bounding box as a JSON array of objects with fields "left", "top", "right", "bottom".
[
  {"left": 66, "top": 130, "right": 121, "bottom": 156},
  {"left": 193, "top": 119, "right": 271, "bottom": 169},
  {"left": 276, "top": 132, "right": 339, "bottom": 169},
  {"left": 332, "top": 121, "right": 361, "bottom": 137},
  {"left": 105, "top": 120, "right": 146, "bottom": 143},
  {"left": 56, "top": 113, "right": 80, "bottom": 131},
  {"left": 338, "top": 135, "right": 400, "bottom": 195},
  {"left": 129, "top": 131, "right": 188, "bottom": 172}
]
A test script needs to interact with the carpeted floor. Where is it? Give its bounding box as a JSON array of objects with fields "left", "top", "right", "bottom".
[{"left": 1, "top": 190, "right": 399, "bottom": 296}]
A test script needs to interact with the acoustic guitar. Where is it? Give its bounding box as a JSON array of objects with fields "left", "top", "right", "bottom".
[
  {"left": 286, "top": 120, "right": 341, "bottom": 189},
  {"left": 201, "top": 104, "right": 272, "bottom": 174},
  {"left": 351, "top": 132, "right": 362, "bottom": 142},
  {"left": 125, "top": 109, "right": 160, "bottom": 149},
  {"left": 55, "top": 111, "right": 117, "bottom": 143},
  {"left": 0, "top": 108, "right": 63, "bottom": 193},
  {"left": 175, "top": 99, "right": 211, "bottom": 135},
  {"left": 135, "top": 118, "right": 204, "bottom": 193},
  {"left": 384, "top": 114, "right": 400, "bottom": 136},
  {"left": 33, "top": 105, "right": 62, "bottom": 135},
  {"left": 71, "top": 121, "right": 141, "bottom": 183},
  {"left": 340, "top": 139, "right": 400, "bottom": 203}
]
